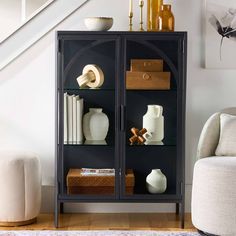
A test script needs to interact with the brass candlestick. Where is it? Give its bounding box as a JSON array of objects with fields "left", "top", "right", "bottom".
[
  {"left": 139, "top": 0, "right": 144, "bottom": 31},
  {"left": 129, "top": 12, "right": 133, "bottom": 31}
]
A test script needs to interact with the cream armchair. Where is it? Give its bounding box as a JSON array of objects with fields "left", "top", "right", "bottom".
[{"left": 192, "top": 107, "right": 236, "bottom": 236}]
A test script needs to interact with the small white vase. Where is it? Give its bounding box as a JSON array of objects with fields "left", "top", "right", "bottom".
[
  {"left": 83, "top": 108, "right": 109, "bottom": 142},
  {"left": 143, "top": 105, "right": 164, "bottom": 142},
  {"left": 146, "top": 169, "right": 167, "bottom": 194}
]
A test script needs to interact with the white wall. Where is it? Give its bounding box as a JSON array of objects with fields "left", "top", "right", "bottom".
[
  {"left": 0, "top": 0, "right": 236, "bottom": 213},
  {"left": 0, "top": 0, "right": 21, "bottom": 42}
]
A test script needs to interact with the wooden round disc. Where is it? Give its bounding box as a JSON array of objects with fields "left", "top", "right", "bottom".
[{"left": 0, "top": 217, "right": 37, "bottom": 227}]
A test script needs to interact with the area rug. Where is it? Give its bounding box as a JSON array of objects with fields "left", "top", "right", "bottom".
[{"left": 0, "top": 231, "right": 200, "bottom": 236}]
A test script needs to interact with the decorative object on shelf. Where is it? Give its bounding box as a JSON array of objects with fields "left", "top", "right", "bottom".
[
  {"left": 143, "top": 132, "right": 164, "bottom": 145},
  {"left": 64, "top": 93, "right": 68, "bottom": 144},
  {"left": 129, "top": 0, "right": 133, "bottom": 31},
  {"left": 76, "top": 98, "right": 84, "bottom": 143},
  {"left": 81, "top": 168, "right": 115, "bottom": 176},
  {"left": 83, "top": 108, "right": 109, "bottom": 144},
  {"left": 129, "top": 127, "right": 147, "bottom": 145},
  {"left": 147, "top": 0, "right": 163, "bottom": 31},
  {"left": 64, "top": 93, "right": 84, "bottom": 144},
  {"left": 139, "top": 0, "right": 144, "bottom": 31},
  {"left": 157, "top": 4, "right": 175, "bottom": 32},
  {"left": 205, "top": 0, "right": 236, "bottom": 68},
  {"left": 143, "top": 131, "right": 155, "bottom": 143},
  {"left": 146, "top": 169, "right": 167, "bottom": 194},
  {"left": 84, "top": 17, "right": 113, "bottom": 31},
  {"left": 126, "top": 59, "right": 170, "bottom": 90},
  {"left": 77, "top": 64, "right": 104, "bottom": 89},
  {"left": 131, "top": 59, "right": 163, "bottom": 72},
  {"left": 67, "top": 168, "right": 135, "bottom": 195},
  {"left": 143, "top": 105, "right": 164, "bottom": 143}
]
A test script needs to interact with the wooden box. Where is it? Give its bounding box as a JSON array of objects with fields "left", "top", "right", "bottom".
[
  {"left": 126, "top": 71, "right": 170, "bottom": 90},
  {"left": 131, "top": 59, "right": 163, "bottom": 72},
  {"left": 67, "top": 169, "right": 135, "bottom": 195}
]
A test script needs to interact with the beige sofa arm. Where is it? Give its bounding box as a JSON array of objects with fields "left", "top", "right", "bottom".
[{"left": 196, "top": 113, "right": 220, "bottom": 159}]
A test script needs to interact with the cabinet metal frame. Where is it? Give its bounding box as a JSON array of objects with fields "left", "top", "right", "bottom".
[{"left": 55, "top": 31, "right": 187, "bottom": 228}]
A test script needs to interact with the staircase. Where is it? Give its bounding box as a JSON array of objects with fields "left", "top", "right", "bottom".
[{"left": 0, "top": 0, "right": 89, "bottom": 70}]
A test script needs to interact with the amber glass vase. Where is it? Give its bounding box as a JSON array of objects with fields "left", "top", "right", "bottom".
[
  {"left": 147, "top": 0, "right": 163, "bottom": 31},
  {"left": 157, "top": 4, "right": 175, "bottom": 31}
]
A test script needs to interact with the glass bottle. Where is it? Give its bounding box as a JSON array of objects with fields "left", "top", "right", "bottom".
[
  {"left": 157, "top": 4, "right": 175, "bottom": 31},
  {"left": 147, "top": 0, "right": 163, "bottom": 31}
]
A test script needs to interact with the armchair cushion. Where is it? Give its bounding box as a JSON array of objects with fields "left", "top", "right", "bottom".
[
  {"left": 197, "top": 113, "right": 220, "bottom": 159},
  {"left": 215, "top": 113, "right": 236, "bottom": 156}
]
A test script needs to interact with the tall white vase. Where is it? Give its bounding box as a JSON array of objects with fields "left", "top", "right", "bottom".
[
  {"left": 146, "top": 169, "right": 167, "bottom": 194},
  {"left": 83, "top": 108, "right": 109, "bottom": 144},
  {"left": 143, "top": 105, "right": 164, "bottom": 142}
]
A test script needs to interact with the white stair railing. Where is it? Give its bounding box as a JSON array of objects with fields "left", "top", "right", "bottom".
[{"left": 0, "top": 0, "right": 89, "bottom": 71}]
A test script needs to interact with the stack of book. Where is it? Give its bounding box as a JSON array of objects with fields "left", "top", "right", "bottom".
[
  {"left": 80, "top": 168, "right": 115, "bottom": 176},
  {"left": 64, "top": 93, "right": 84, "bottom": 144}
]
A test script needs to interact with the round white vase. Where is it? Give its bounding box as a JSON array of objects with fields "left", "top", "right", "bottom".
[
  {"left": 146, "top": 169, "right": 167, "bottom": 194},
  {"left": 83, "top": 108, "right": 109, "bottom": 142},
  {"left": 143, "top": 105, "right": 164, "bottom": 142}
]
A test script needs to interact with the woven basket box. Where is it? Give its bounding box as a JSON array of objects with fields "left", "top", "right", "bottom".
[{"left": 67, "top": 169, "right": 135, "bottom": 195}]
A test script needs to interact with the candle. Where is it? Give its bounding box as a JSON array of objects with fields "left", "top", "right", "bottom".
[
  {"left": 129, "top": 0, "right": 133, "bottom": 13},
  {"left": 139, "top": 0, "right": 144, "bottom": 7}
]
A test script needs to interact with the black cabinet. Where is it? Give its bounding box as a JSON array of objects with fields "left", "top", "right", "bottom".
[{"left": 56, "top": 31, "right": 187, "bottom": 228}]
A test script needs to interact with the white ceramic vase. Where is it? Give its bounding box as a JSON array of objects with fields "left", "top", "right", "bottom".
[
  {"left": 83, "top": 108, "right": 109, "bottom": 143},
  {"left": 143, "top": 105, "right": 164, "bottom": 142},
  {"left": 146, "top": 169, "right": 167, "bottom": 194}
]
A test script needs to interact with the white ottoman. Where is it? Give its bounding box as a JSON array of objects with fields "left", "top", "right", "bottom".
[
  {"left": 0, "top": 151, "right": 41, "bottom": 226},
  {"left": 192, "top": 157, "right": 236, "bottom": 235}
]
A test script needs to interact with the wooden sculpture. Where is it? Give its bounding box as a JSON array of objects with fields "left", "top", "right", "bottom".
[{"left": 129, "top": 127, "right": 147, "bottom": 145}]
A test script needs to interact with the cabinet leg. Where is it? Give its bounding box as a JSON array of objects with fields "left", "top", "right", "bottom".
[
  {"left": 176, "top": 203, "right": 179, "bottom": 215},
  {"left": 54, "top": 200, "right": 59, "bottom": 228},
  {"left": 180, "top": 201, "right": 185, "bottom": 229},
  {"left": 60, "top": 202, "right": 64, "bottom": 214}
]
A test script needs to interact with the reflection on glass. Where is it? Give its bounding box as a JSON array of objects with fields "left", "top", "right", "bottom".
[
  {"left": 84, "top": 140, "right": 107, "bottom": 145},
  {"left": 145, "top": 141, "right": 164, "bottom": 145}
]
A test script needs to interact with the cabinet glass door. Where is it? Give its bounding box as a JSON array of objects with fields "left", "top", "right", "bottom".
[
  {"left": 59, "top": 36, "right": 120, "bottom": 199},
  {"left": 121, "top": 36, "right": 182, "bottom": 199}
]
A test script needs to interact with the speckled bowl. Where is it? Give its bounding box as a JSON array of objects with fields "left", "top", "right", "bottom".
[{"left": 84, "top": 17, "right": 113, "bottom": 31}]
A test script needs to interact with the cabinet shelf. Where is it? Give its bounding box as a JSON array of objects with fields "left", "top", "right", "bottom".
[
  {"left": 126, "top": 89, "right": 177, "bottom": 92},
  {"left": 121, "top": 194, "right": 180, "bottom": 201},
  {"left": 127, "top": 144, "right": 176, "bottom": 147},
  {"left": 58, "top": 193, "right": 181, "bottom": 202},
  {"left": 64, "top": 143, "right": 111, "bottom": 147},
  {"left": 64, "top": 88, "right": 115, "bottom": 92}
]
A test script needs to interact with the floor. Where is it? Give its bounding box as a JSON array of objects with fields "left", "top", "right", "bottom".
[{"left": 0, "top": 213, "right": 195, "bottom": 231}]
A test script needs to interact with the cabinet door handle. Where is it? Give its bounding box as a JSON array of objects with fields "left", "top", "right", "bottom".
[{"left": 120, "top": 105, "right": 126, "bottom": 132}]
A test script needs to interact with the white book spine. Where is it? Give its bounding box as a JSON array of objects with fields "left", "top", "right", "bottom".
[
  {"left": 76, "top": 98, "right": 84, "bottom": 144},
  {"left": 63, "top": 93, "right": 68, "bottom": 144},
  {"left": 67, "top": 95, "right": 73, "bottom": 144},
  {"left": 72, "top": 95, "right": 78, "bottom": 144}
]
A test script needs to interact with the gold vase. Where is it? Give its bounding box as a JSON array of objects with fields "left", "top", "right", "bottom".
[
  {"left": 147, "top": 0, "right": 163, "bottom": 31},
  {"left": 157, "top": 4, "right": 175, "bottom": 31}
]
